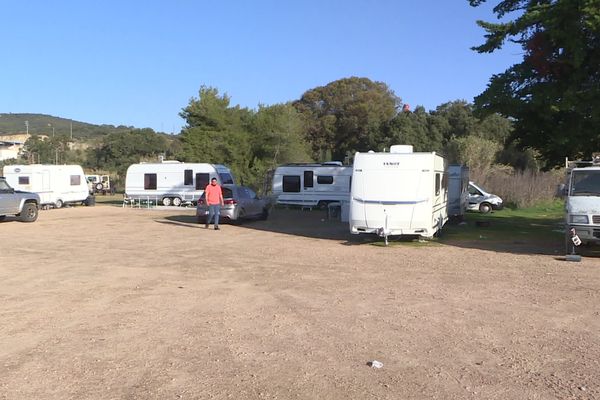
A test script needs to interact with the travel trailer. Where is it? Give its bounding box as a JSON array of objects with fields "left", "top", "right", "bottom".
[
  {"left": 564, "top": 154, "right": 600, "bottom": 253},
  {"left": 124, "top": 161, "right": 235, "bottom": 206},
  {"left": 349, "top": 145, "right": 448, "bottom": 244},
  {"left": 448, "top": 165, "right": 469, "bottom": 219},
  {"left": 271, "top": 162, "right": 352, "bottom": 207},
  {"left": 3, "top": 164, "right": 91, "bottom": 208}
]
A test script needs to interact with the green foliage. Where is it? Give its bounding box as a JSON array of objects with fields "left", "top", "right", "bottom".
[
  {"left": 470, "top": 0, "right": 600, "bottom": 166},
  {"left": 85, "top": 128, "right": 171, "bottom": 179},
  {"left": 0, "top": 113, "right": 138, "bottom": 138},
  {"left": 382, "top": 106, "right": 444, "bottom": 152},
  {"left": 293, "top": 77, "right": 399, "bottom": 160},
  {"left": 180, "top": 86, "right": 254, "bottom": 185}
]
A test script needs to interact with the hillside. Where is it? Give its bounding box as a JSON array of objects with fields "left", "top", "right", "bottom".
[{"left": 0, "top": 113, "right": 139, "bottom": 138}]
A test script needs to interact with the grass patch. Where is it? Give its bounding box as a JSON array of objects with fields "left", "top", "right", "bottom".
[
  {"left": 93, "top": 193, "right": 125, "bottom": 206},
  {"left": 441, "top": 199, "right": 564, "bottom": 243}
]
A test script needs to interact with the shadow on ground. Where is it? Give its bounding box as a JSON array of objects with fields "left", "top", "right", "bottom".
[{"left": 159, "top": 207, "right": 599, "bottom": 258}]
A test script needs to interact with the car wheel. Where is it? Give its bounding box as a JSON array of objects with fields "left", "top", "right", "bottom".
[
  {"left": 260, "top": 208, "right": 269, "bottom": 220},
  {"left": 479, "top": 202, "right": 492, "bottom": 213},
  {"left": 0, "top": 215, "right": 6, "bottom": 222},
  {"left": 162, "top": 197, "right": 172, "bottom": 206},
  {"left": 55, "top": 199, "right": 63, "bottom": 209},
  {"left": 172, "top": 197, "right": 182, "bottom": 207},
  {"left": 19, "top": 203, "right": 38, "bottom": 222}
]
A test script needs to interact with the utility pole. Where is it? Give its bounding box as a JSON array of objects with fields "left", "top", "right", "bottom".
[
  {"left": 70, "top": 121, "right": 73, "bottom": 140},
  {"left": 25, "top": 120, "right": 29, "bottom": 135}
]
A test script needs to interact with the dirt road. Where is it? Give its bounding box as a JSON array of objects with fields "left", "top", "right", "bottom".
[{"left": 1, "top": 206, "right": 599, "bottom": 399}]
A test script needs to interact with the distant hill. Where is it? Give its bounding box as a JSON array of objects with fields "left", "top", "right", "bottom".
[{"left": 0, "top": 113, "right": 140, "bottom": 138}]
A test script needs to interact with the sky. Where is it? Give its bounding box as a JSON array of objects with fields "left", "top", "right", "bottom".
[{"left": 1, "top": 0, "right": 521, "bottom": 134}]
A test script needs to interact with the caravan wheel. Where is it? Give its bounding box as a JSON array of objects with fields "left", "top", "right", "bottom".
[
  {"left": 54, "top": 199, "right": 63, "bottom": 209},
  {"left": 172, "top": 197, "right": 182, "bottom": 207},
  {"left": 162, "top": 197, "right": 172, "bottom": 206}
]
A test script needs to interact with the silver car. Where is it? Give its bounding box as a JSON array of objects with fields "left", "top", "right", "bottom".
[{"left": 196, "top": 184, "right": 270, "bottom": 223}]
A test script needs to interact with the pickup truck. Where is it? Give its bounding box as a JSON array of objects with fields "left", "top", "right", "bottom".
[{"left": 0, "top": 177, "right": 40, "bottom": 222}]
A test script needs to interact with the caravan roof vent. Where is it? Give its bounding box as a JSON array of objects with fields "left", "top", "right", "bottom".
[
  {"left": 322, "top": 161, "right": 343, "bottom": 166},
  {"left": 390, "top": 145, "right": 413, "bottom": 154}
]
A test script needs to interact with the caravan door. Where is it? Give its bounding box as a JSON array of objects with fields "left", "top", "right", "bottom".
[{"left": 38, "top": 170, "right": 52, "bottom": 205}]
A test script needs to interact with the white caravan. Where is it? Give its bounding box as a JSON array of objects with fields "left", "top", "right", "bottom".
[
  {"left": 350, "top": 145, "right": 448, "bottom": 243},
  {"left": 124, "top": 161, "right": 235, "bottom": 206},
  {"left": 448, "top": 165, "right": 469, "bottom": 218},
  {"left": 271, "top": 162, "right": 352, "bottom": 207},
  {"left": 3, "top": 164, "right": 90, "bottom": 208}
]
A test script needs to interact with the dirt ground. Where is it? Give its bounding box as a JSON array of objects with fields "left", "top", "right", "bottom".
[{"left": 1, "top": 205, "right": 599, "bottom": 400}]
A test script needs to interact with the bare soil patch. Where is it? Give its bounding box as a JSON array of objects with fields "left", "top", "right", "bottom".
[{"left": 1, "top": 206, "right": 599, "bottom": 399}]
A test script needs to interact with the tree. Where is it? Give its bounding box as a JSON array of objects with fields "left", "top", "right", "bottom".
[
  {"left": 293, "top": 77, "right": 400, "bottom": 160},
  {"left": 383, "top": 106, "right": 444, "bottom": 152},
  {"left": 86, "top": 128, "right": 169, "bottom": 179},
  {"left": 469, "top": 0, "right": 600, "bottom": 166},
  {"left": 179, "top": 86, "right": 253, "bottom": 185}
]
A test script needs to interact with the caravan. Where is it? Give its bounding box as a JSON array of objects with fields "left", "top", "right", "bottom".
[
  {"left": 124, "top": 161, "right": 235, "bottom": 206},
  {"left": 2, "top": 164, "right": 90, "bottom": 208},
  {"left": 271, "top": 162, "right": 352, "bottom": 207},
  {"left": 349, "top": 145, "right": 448, "bottom": 243}
]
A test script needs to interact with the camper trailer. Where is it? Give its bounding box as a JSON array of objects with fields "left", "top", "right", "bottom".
[
  {"left": 448, "top": 165, "right": 469, "bottom": 219},
  {"left": 2, "top": 164, "right": 91, "bottom": 208},
  {"left": 271, "top": 162, "right": 352, "bottom": 207},
  {"left": 124, "top": 161, "right": 235, "bottom": 206},
  {"left": 349, "top": 145, "right": 448, "bottom": 243}
]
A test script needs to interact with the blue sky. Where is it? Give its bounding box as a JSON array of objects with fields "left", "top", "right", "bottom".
[{"left": 1, "top": 1, "right": 521, "bottom": 134}]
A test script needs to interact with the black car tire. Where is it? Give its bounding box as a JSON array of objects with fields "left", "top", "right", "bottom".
[
  {"left": 260, "top": 208, "right": 269, "bottom": 220},
  {"left": 0, "top": 215, "right": 6, "bottom": 222},
  {"left": 19, "top": 203, "right": 38, "bottom": 222},
  {"left": 479, "top": 202, "right": 492, "bottom": 213}
]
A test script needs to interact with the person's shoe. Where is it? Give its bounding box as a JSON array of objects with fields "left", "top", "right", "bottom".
[
  {"left": 214, "top": 226, "right": 220, "bottom": 230},
  {"left": 205, "top": 223, "right": 209, "bottom": 229}
]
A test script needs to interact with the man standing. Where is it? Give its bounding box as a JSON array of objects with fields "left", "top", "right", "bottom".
[{"left": 204, "top": 177, "right": 224, "bottom": 230}]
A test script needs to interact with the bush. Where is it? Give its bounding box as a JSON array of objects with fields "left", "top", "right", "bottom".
[{"left": 480, "top": 166, "right": 564, "bottom": 208}]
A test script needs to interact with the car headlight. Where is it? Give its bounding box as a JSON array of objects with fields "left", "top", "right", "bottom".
[{"left": 570, "top": 215, "right": 589, "bottom": 224}]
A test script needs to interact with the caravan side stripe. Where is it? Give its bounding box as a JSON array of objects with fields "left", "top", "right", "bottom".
[{"left": 353, "top": 197, "right": 428, "bottom": 205}]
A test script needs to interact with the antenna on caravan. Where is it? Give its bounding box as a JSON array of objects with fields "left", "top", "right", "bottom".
[{"left": 158, "top": 154, "right": 165, "bottom": 163}]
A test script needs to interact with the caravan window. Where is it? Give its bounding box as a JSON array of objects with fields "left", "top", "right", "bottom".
[
  {"left": 184, "top": 169, "right": 193, "bottom": 185},
  {"left": 435, "top": 173, "right": 441, "bottom": 195},
  {"left": 303, "top": 171, "right": 314, "bottom": 188},
  {"left": 317, "top": 176, "right": 334, "bottom": 185},
  {"left": 70, "top": 175, "right": 81, "bottom": 186},
  {"left": 19, "top": 176, "right": 30, "bottom": 185},
  {"left": 219, "top": 173, "right": 234, "bottom": 185},
  {"left": 196, "top": 173, "right": 210, "bottom": 190},
  {"left": 144, "top": 173, "right": 157, "bottom": 190},
  {"left": 282, "top": 175, "right": 301, "bottom": 192}
]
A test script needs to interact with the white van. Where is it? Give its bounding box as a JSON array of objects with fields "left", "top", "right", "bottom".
[
  {"left": 3, "top": 164, "right": 91, "bottom": 208},
  {"left": 124, "top": 160, "right": 235, "bottom": 206},
  {"left": 467, "top": 181, "right": 503, "bottom": 213},
  {"left": 271, "top": 162, "right": 352, "bottom": 207},
  {"left": 350, "top": 145, "right": 448, "bottom": 243}
]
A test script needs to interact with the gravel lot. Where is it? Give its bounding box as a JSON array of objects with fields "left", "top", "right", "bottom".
[{"left": 1, "top": 205, "right": 599, "bottom": 399}]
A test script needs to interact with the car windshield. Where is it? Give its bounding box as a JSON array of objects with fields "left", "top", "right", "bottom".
[
  {"left": 571, "top": 170, "right": 600, "bottom": 196},
  {"left": 200, "top": 187, "right": 234, "bottom": 200},
  {"left": 0, "top": 179, "right": 12, "bottom": 190}
]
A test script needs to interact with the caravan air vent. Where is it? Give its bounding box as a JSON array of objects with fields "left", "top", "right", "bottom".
[{"left": 390, "top": 145, "right": 413, "bottom": 154}]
